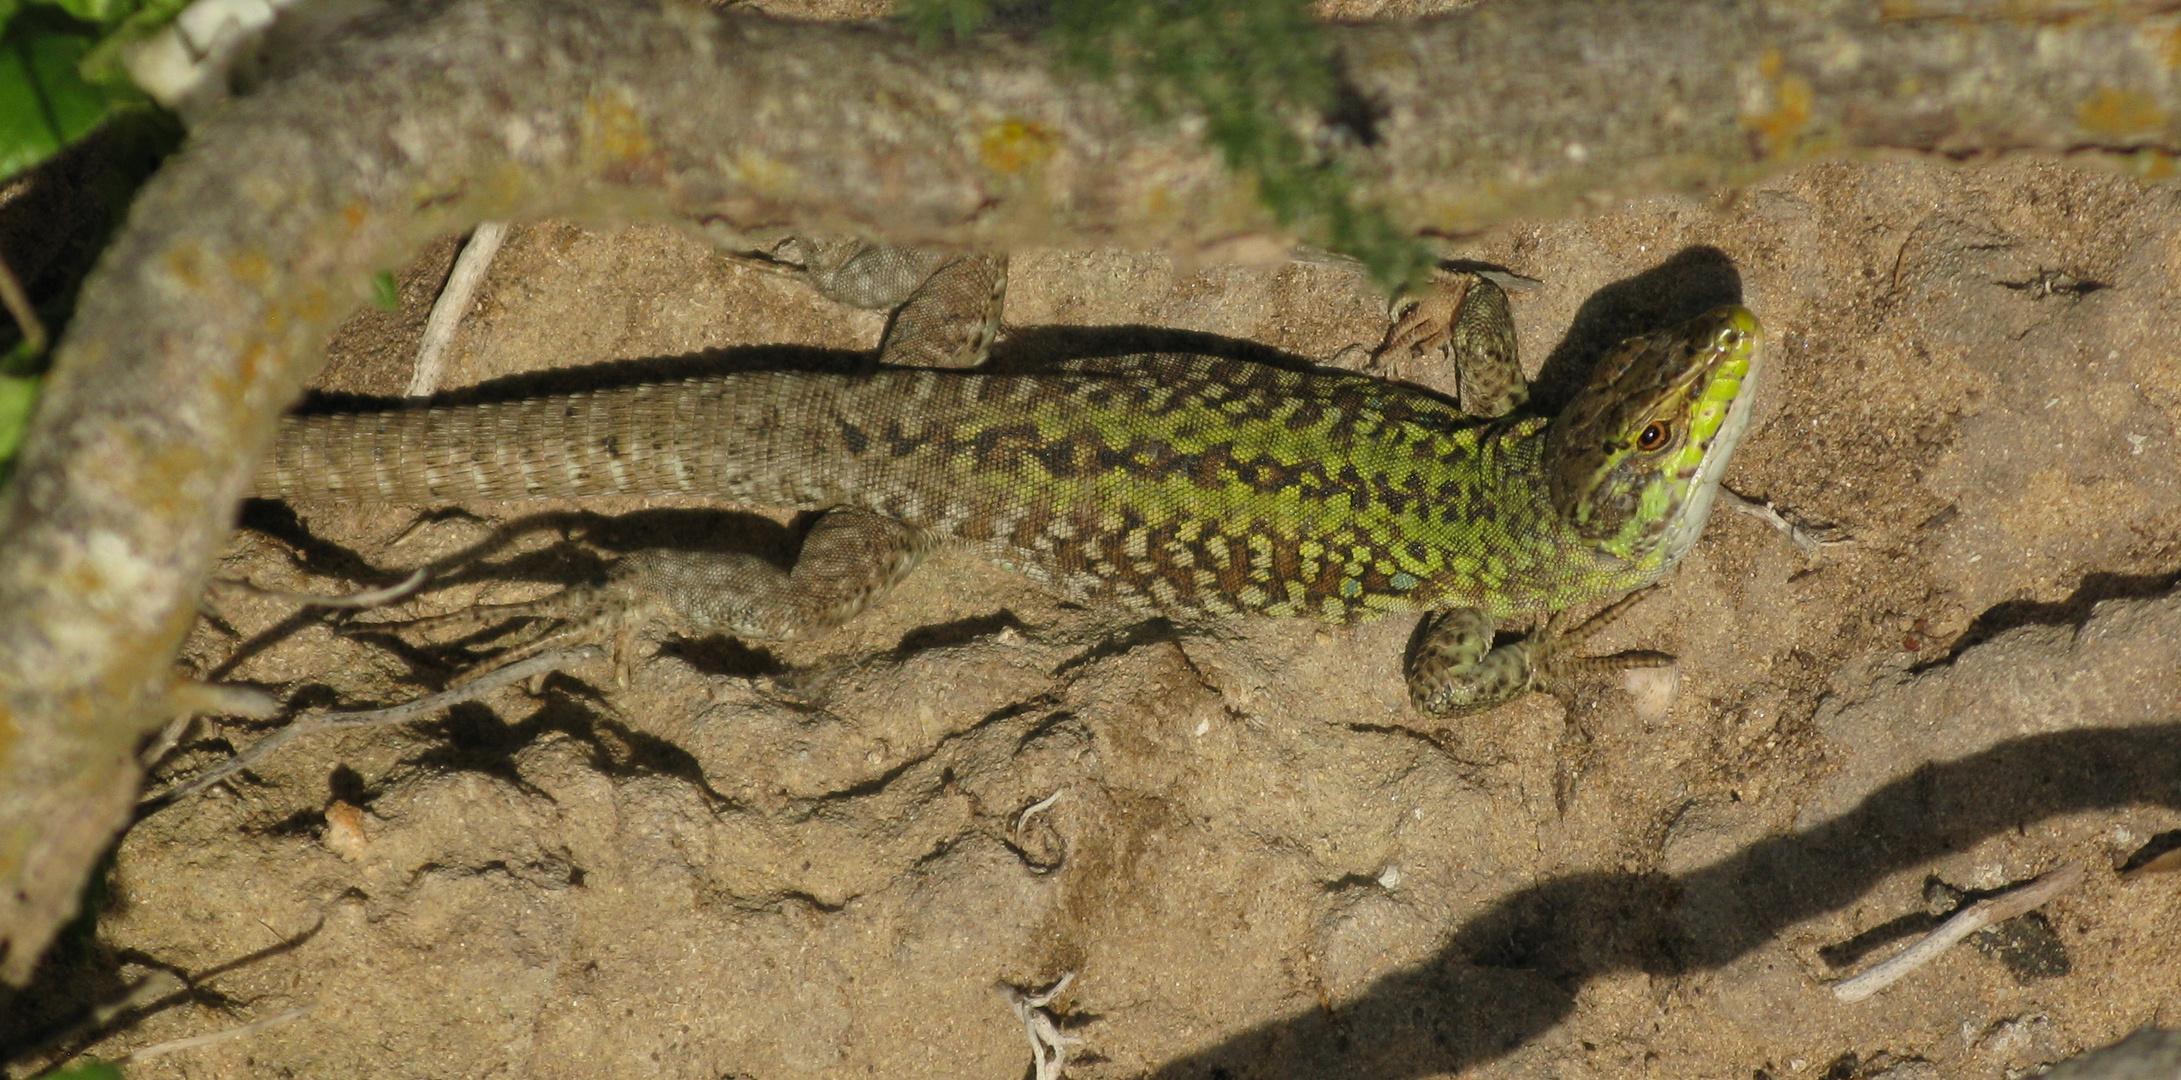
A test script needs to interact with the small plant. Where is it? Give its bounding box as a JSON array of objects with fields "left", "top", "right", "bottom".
[{"left": 902, "top": 0, "right": 1432, "bottom": 290}]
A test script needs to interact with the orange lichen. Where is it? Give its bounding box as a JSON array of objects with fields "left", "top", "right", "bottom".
[
  {"left": 162, "top": 243, "right": 204, "bottom": 290},
  {"left": 226, "top": 251, "right": 272, "bottom": 285},
  {"left": 290, "top": 284, "right": 333, "bottom": 325},
  {"left": 1757, "top": 46, "right": 1782, "bottom": 80},
  {"left": 727, "top": 150, "right": 798, "bottom": 196},
  {"left": 1743, "top": 61, "right": 1813, "bottom": 160},
  {"left": 980, "top": 119, "right": 1056, "bottom": 176},
  {"left": 236, "top": 341, "right": 271, "bottom": 383},
  {"left": 2078, "top": 87, "right": 2165, "bottom": 135},
  {"left": 582, "top": 89, "right": 654, "bottom": 165},
  {"left": 2158, "top": 24, "right": 2181, "bottom": 69},
  {"left": 2119, "top": 147, "right": 2177, "bottom": 179}
]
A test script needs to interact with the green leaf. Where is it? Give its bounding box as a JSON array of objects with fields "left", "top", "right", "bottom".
[
  {"left": 369, "top": 271, "right": 401, "bottom": 311},
  {"left": 0, "top": 9, "right": 139, "bottom": 183},
  {"left": 0, "top": 373, "right": 38, "bottom": 468},
  {"left": 44, "top": 0, "right": 142, "bottom": 30},
  {"left": 0, "top": 36, "right": 66, "bottom": 178},
  {"left": 25, "top": 22, "right": 106, "bottom": 133}
]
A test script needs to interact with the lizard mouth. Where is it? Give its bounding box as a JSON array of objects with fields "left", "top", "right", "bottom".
[
  {"left": 1545, "top": 305, "right": 1766, "bottom": 566},
  {"left": 1654, "top": 306, "right": 1766, "bottom": 564}
]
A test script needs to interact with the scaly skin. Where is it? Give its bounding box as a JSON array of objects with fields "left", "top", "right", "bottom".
[{"left": 260, "top": 272, "right": 1762, "bottom": 713}]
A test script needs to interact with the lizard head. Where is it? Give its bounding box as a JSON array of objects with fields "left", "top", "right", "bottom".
[{"left": 1543, "top": 304, "right": 1764, "bottom": 569}]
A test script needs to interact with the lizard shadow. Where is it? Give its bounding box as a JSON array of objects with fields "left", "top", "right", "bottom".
[
  {"left": 1144, "top": 721, "right": 2181, "bottom": 1079},
  {"left": 1529, "top": 245, "right": 1747, "bottom": 416}
]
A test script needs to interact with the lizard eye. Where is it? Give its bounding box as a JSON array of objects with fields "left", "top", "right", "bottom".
[{"left": 1637, "top": 421, "right": 1670, "bottom": 451}]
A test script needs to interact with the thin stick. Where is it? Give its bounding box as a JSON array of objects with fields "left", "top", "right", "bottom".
[
  {"left": 0, "top": 250, "right": 45, "bottom": 356},
  {"left": 120, "top": 1005, "right": 309, "bottom": 1062},
  {"left": 406, "top": 221, "right": 507, "bottom": 398},
  {"left": 206, "top": 568, "right": 429, "bottom": 609},
  {"left": 1832, "top": 862, "right": 2086, "bottom": 1003},
  {"left": 152, "top": 646, "right": 603, "bottom": 806}
]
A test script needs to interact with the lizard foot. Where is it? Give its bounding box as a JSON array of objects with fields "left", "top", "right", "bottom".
[{"left": 1405, "top": 588, "right": 1675, "bottom": 718}]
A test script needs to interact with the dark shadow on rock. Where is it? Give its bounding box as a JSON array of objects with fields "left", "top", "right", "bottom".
[
  {"left": 223, "top": 506, "right": 799, "bottom": 684},
  {"left": 1935, "top": 570, "right": 2181, "bottom": 664},
  {"left": 1532, "top": 247, "right": 1746, "bottom": 415},
  {"left": 377, "top": 506, "right": 798, "bottom": 584},
  {"left": 235, "top": 499, "right": 417, "bottom": 586},
  {"left": 1146, "top": 723, "right": 2181, "bottom": 1080},
  {"left": 2119, "top": 828, "right": 2181, "bottom": 874},
  {"left": 891, "top": 610, "right": 1029, "bottom": 657},
  {"left": 658, "top": 635, "right": 785, "bottom": 681},
  {"left": 1053, "top": 618, "right": 1189, "bottom": 677},
  {"left": 0, "top": 908, "right": 321, "bottom": 1070},
  {"left": 403, "top": 687, "right": 737, "bottom": 810},
  {"left": 1816, "top": 905, "right": 1940, "bottom": 970}
]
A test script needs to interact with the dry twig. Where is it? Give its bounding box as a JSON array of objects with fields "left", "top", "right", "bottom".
[
  {"left": 1832, "top": 862, "right": 2087, "bottom": 1003},
  {"left": 120, "top": 1006, "right": 310, "bottom": 1062},
  {"left": 407, "top": 222, "right": 508, "bottom": 398}
]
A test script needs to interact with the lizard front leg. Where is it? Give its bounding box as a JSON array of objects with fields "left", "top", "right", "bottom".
[
  {"left": 1385, "top": 268, "right": 1676, "bottom": 717},
  {"left": 1405, "top": 589, "right": 1678, "bottom": 717},
  {"left": 1404, "top": 607, "right": 1537, "bottom": 716},
  {"left": 1384, "top": 270, "right": 1554, "bottom": 716},
  {"left": 614, "top": 251, "right": 1004, "bottom": 642}
]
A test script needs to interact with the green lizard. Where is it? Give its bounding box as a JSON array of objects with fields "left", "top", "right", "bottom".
[{"left": 257, "top": 251, "right": 1762, "bottom": 716}]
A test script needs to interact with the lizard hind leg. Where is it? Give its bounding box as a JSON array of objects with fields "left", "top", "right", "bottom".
[
  {"left": 364, "top": 508, "right": 932, "bottom": 692},
  {"left": 612, "top": 506, "right": 937, "bottom": 644}
]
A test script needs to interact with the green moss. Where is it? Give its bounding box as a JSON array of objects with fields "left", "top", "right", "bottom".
[{"left": 901, "top": 0, "right": 1430, "bottom": 290}]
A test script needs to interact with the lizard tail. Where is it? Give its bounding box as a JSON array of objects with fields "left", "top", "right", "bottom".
[{"left": 254, "top": 373, "right": 892, "bottom": 508}]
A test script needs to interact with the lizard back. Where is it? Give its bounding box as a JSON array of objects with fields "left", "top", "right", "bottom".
[{"left": 260, "top": 355, "right": 1627, "bottom": 622}]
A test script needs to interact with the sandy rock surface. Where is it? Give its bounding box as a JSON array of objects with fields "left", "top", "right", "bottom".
[{"left": 7, "top": 151, "right": 2181, "bottom": 1079}]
